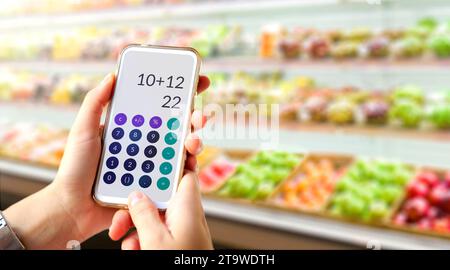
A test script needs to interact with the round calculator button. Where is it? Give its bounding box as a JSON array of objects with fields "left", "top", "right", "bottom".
[
  {"left": 144, "top": 145, "right": 157, "bottom": 158},
  {"left": 106, "top": 157, "right": 119, "bottom": 169},
  {"left": 112, "top": 127, "right": 124, "bottom": 140},
  {"left": 121, "top": 173, "right": 134, "bottom": 186},
  {"left": 129, "top": 129, "right": 142, "bottom": 141},
  {"left": 103, "top": 172, "right": 116, "bottom": 184},
  {"left": 159, "top": 162, "right": 173, "bottom": 175},
  {"left": 149, "top": 116, "right": 162, "bottom": 129},
  {"left": 164, "top": 132, "right": 177, "bottom": 145},
  {"left": 139, "top": 175, "right": 152, "bottom": 188},
  {"left": 147, "top": 131, "right": 160, "bottom": 143},
  {"left": 124, "top": 158, "right": 137, "bottom": 171},
  {"left": 126, "top": 144, "right": 139, "bottom": 156},
  {"left": 114, "top": 113, "right": 127, "bottom": 125},
  {"left": 167, "top": 118, "right": 180, "bottom": 130},
  {"left": 157, "top": 177, "right": 170, "bottom": 191},
  {"left": 109, "top": 142, "right": 122, "bottom": 154},
  {"left": 162, "top": 147, "right": 175, "bottom": 160},
  {"left": 141, "top": 160, "right": 155, "bottom": 173},
  {"left": 132, "top": 115, "right": 145, "bottom": 127}
]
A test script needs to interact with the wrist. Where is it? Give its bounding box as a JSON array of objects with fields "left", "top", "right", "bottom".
[{"left": 3, "top": 184, "right": 82, "bottom": 249}]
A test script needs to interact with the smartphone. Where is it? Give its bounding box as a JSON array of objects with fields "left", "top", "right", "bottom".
[{"left": 93, "top": 45, "right": 201, "bottom": 209}]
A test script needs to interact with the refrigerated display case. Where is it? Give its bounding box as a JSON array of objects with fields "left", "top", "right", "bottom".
[{"left": 1, "top": 0, "right": 450, "bottom": 249}]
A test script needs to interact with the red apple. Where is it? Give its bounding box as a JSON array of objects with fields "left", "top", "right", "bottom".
[
  {"left": 407, "top": 181, "right": 429, "bottom": 198},
  {"left": 429, "top": 184, "right": 447, "bottom": 206},
  {"left": 404, "top": 197, "right": 430, "bottom": 222},
  {"left": 442, "top": 191, "right": 450, "bottom": 212},
  {"left": 416, "top": 171, "right": 440, "bottom": 187}
]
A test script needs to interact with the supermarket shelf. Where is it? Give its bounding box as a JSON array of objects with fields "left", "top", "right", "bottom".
[
  {"left": 0, "top": 159, "right": 56, "bottom": 183},
  {"left": 2, "top": 58, "right": 450, "bottom": 73},
  {"left": 1, "top": 159, "right": 450, "bottom": 249},
  {"left": 0, "top": 0, "right": 343, "bottom": 31}
]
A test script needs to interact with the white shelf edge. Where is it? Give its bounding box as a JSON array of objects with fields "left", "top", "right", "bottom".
[
  {"left": 0, "top": 0, "right": 342, "bottom": 31},
  {"left": 1, "top": 159, "right": 449, "bottom": 249}
]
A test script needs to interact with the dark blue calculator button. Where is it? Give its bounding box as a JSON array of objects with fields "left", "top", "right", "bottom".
[
  {"left": 129, "top": 129, "right": 142, "bottom": 142},
  {"left": 142, "top": 160, "right": 155, "bottom": 173},
  {"left": 144, "top": 145, "right": 157, "bottom": 158},
  {"left": 106, "top": 157, "right": 119, "bottom": 169},
  {"left": 146, "top": 131, "right": 160, "bottom": 143},
  {"left": 124, "top": 158, "right": 137, "bottom": 171},
  {"left": 109, "top": 142, "right": 122, "bottom": 154},
  {"left": 139, "top": 175, "right": 152, "bottom": 188},
  {"left": 126, "top": 144, "right": 139, "bottom": 156},
  {"left": 103, "top": 172, "right": 116, "bottom": 184},
  {"left": 112, "top": 127, "right": 124, "bottom": 140},
  {"left": 121, "top": 173, "right": 134, "bottom": 186}
]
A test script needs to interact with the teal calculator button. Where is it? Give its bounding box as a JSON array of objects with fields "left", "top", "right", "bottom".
[
  {"left": 159, "top": 162, "right": 172, "bottom": 175},
  {"left": 162, "top": 147, "right": 175, "bottom": 160},
  {"left": 164, "top": 132, "right": 177, "bottom": 145},
  {"left": 167, "top": 118, "right": 180, "bottom": 130},
  {"left": 157, "top": 177, "right": 170, "bottom": 190}
]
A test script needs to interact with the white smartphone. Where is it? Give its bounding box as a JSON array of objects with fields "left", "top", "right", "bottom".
[{"left": 93, "top": 45, "right": 201, "bottom": 209}]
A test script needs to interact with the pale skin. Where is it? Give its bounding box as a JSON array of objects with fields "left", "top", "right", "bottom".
[{"left": 3, "top": 73, "right": 213, "bottom": 250}]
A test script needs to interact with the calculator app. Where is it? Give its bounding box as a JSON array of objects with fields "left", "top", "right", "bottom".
[{"left": 95, "top": 46, "right": 198, "bottom": 204}]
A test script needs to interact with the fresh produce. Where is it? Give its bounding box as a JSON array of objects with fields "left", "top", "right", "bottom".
[
  {"left": 302, "top": 95, "right": 329, "bottom": 122},
  {"left": 279, "top": 39, "right": 301, "bottom": 59},
  {"left": 331, "top": 42, "right": 359, "bottom": 59},
  {"left": 361, "top": 100, "right": 389, "bottom": 125},
  {"left": 0, "top": 122, "right": 67, "bottom": 167},
  {"left": 217, "top": 151, "right": 302, "bottom": 200},
  {"left": 327, "top": 99, "right": 356, "bottom": 124},
  {"left": 363, "top": 37, "right": 390, "bottom": 58},
  {"left": 329, "top": 159, "right": 412, "bottom": 222},
  {"left": 428, "top": 104, "right": 450, "bottom": 129},
  {"left": 394, "top": 170, "right": 450, "bottom": 233},
  {"left": 389, "top": 100, "right": 424, "bottom": 128},
  {"left": 303, "top": 36, "right": 331, "bottom": 58},
  {"left": 392, "top": 37, "right": 424, "bottom": 58},
  {"left": 427, "top": 34, "right": 450, "bottom": 58},
  {"left": 199, "top": 158, "right": 237, "bottom": 193},
  {"left": 274, "top": 157, "right": 350, "bottom": 211},
  {"left": 391, "top": 85, "right": 425, "bottom": 105}
]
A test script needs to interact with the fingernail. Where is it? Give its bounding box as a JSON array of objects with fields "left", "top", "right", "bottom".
[{"left": 129, "top": 191, "right": 143, "bottom": 207}]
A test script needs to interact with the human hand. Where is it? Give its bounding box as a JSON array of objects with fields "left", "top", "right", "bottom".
[
  {"left": 108, "top": 172, "right": 213, "bottom": 250},
  {"left": 3, "top": 73, "right": 210, "bottom": 249}
]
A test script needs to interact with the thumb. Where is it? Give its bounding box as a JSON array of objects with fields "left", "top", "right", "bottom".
[
  {"left": 128, "top": 191, "right": 168, "bottom": 240},
  {"left": 167, "top": 172, "right": 207, "bottom": 238}
]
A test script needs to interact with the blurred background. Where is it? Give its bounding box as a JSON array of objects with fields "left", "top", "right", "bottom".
[{"left": 1, "top": 0, "right": 450, "bottom": 249}]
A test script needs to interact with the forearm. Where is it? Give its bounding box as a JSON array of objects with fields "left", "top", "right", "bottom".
[{"left": 2, "top": 185, "right": 81, "bottom": 249}]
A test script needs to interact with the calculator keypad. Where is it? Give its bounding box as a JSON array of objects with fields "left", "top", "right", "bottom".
[{"left": 101, "top": 113, "right": 181, "bottom": 193}]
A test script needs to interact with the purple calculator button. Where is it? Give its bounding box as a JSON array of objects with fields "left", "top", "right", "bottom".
[
  {"left": 132, "top": 115, "right": 145, "bottom": 127},
  {"left": 149, "top": 116, "right": 162, "bottom": 129},
  {"left": 114, "top": 113, "right": 127, "bottom": 125}
]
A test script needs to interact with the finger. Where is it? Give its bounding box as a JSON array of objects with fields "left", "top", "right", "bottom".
[
  {"left": 70, "top": 73, "right": 115, "bottom": 141},
  {"left": 109, "top": 210, "right": 134, "bottom": 241},
  {"left": 196, "top": 76, "right": 210, "bottom": 94},
  {"left": 167, "top": 172, "right": 206, "bottom": 239},
  {"left": 184, "top": 154, "right": 197, "bottom": 172},
  {"left": 191, "top": 110, "right": 208, "bottom": 131},
  {"left": 128, "top": 191, "right": 168, "bottom": 239},
  {"left": 184, "top": 133, "right": 202, "bottom": 156},
  {"left": 121, "top": 231, "right": 140, "bottom": 250}
]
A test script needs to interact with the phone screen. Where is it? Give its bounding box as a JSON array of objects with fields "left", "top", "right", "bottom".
[{"left": 94, "top": 45, "right": 199, "bottom": 208}]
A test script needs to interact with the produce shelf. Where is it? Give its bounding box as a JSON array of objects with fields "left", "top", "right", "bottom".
[
  {"left": 1, "top": 159, "right": 450, "bottom": 249},
  {"left": 2, "top": 58, "right": 450, "bottom": 74}
]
